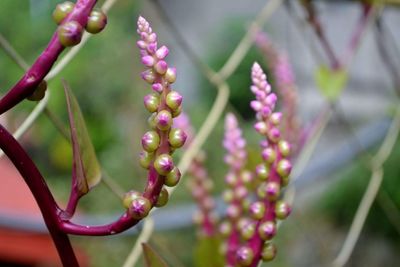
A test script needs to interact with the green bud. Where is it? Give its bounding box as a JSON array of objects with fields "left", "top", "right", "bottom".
[
  {"left": 168, "top": 128, "right": 187, "bottom": 148},
  {"left": 258, "top": 221, "right": 276, "bottom": 240},
  {"left": 241, "top": 222, "right": 256, "bottom": 240},
  {"left": 172, "top": 105, "right": 182, "bottom": 118},
  {"left": 58, "top": 21, "right": 83, "bottom": 47},
  {"left": 236, "top": 246, "right": 254, "bottom": 266},
  {"left": 165, "top": 91, "right": 183, "bottom": 111},
  {"left": 262, "top": 147, "right": 276, "bottom": 165},
  {"left": 52, "top": 1, "right": 74, "bottom": 24},
  {"left": 143, "top": 93, "right": 160, "bottom": 113},
  {"left": 139, "top": 151, "right": 154, "bottom": 169},
  {"left": 275, "top": 201, "right": 291, "bottom": 220},
  {"left": 155, "top": 110, "right": 173, "bottom": 131},
  {"left": 165, "top": 167, "right": 181, "bottom": 187},
  {"left": 85, "top": 9, "right": 107, "bottom": 34},
  {"left": 261, "top": 242, "right": 277, "bottom": 262},
  {"left": 155, "top": 187, "right": 169, "bottom": 207},
  {"left": 27, "top": 80, "right": 47, "bottom": 101},
  {"left": 154, "top": 154, "right": 174, "bottom": 175},
  {"left": 256, "top": 164, "right": 269, "bottom": 180},
  {"left": 141, "top": 131, "right": 160, "bottom": 152},
  {"left": 165, "top": 67, "right": 176, "bottom": 83},
  {"left": 128, "top": 196, "right": 151, "bottom": 219},
  {"left": 249, "top": 201, "right": 265, "bottom": 220},
  {"left": 148, "top": 113, "right": 157, "bottom": 130},
  {"left": 122, "top": 190, "right": 141, "bottom": 209},
  {"left": 278, "top": 140, "right": 291, "bottom": 157},
  {"left": 276, "top": 159, "right": 292, "bottom": 178}
]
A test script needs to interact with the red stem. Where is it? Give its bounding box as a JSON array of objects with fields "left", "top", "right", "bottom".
[
  {"left": 341, "top": 4, "right": 372, "bottom": 67},
  {"left": 0, "top": 124, "right": 80, "bottom": 267},
  {"left": 303, "top": 1, "right": 340, "bottom": 69},
  {"left": 248, "top": 144, "right": 281, "bottom": 267},
  {"left": 0, "top": 0, "right": 97, "bottom": 115}
]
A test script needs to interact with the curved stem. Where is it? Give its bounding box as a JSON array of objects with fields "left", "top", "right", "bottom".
[
  {"left": 0, "top": 0, "right": 97, "bottom": 115},
  {"left": 0, "top": 91, "right": 50, "bottom": 158},
  {"left": 0, "top": 124, "right": 79, "bottom": 266},
  {"left": 46, "top": 0, "right": 118, "bottom": 80}
]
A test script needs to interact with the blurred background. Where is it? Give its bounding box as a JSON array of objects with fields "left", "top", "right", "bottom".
[{"left": 0, "top": 0, "right": 399, "bottom": 266}]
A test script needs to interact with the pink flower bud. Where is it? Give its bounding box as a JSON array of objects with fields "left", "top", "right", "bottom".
[
  {"left": 276, "top": 159, "right": 292, "bottom": 178},
  {"left": 250, "top": 100, "right": 262, "bottom": 111},
  {"left": 236, "top": 246, "right": 254, "bottom": 267},
  {"left": 249, "top": 201, "right": 265, "bottom": 220},
  {"left": 165, "top": 67, "right": 177, "bottom": 83},
  {"left": 259, "top": 221, "right": 276, "bottom": 240},
  {"left": 151, "top": 83, "right": 163, "bottom": 93},
  {"left": 128, "top": 196, "right": 151, "bottom": 219},
  {"left": 156, "top": 45, "right": 169, "bottom": 59},
  {"left": 155, "top": 110, "right": 172, "bottom": 131},
  {"left": 166, "top": 91, "right": 183, "bottom": 111},
  {"left": 154, "top": 154, "right": 174, "bottom": 175},
  {"left": 254, "top": 121, "right": 268, "bottom": 135},
  {"left": 141, "top": 55, "right": 155, "bottom": 67},
  {"left": 136, "top": 40, "right": 147, "bottom": 49},
  {"left": 265, "top": 181, "right": 280, "bottom": 200},
  {"left": 154, "top": 60, "right": 168, "bottom": 75},
  {"left": 141, "top": 69, "right": 155, "bottom": 84},
  {"left": 147, "top": 42, "right": 157, "bottom": 54}
]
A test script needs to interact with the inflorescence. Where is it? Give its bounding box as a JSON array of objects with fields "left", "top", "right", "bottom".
[{"left": 122, "top": 16, "right": 186, "bottom": 220}]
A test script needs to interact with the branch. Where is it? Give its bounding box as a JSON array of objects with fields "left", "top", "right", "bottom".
[
  {"left": 0, "top": 0, "right": 98, "bottom": 115},
  {"left": 46, "top": 0, "right": 119, "bottom": 80},
  {"left": 0, "top": 124, "right": 79, "bottom": 266}
]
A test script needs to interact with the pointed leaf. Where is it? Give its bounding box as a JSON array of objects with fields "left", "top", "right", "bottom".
[
  {"left": 63, "top": 80, "right": 101, "bottom": 195},
  {"left": 142, "top": 243, "right": 169, "bottom": 267},
  {"left": 315, "top": 65, "right": 348, "bottom": 101},
  {"left": 194, "top": 235, "right": 224, "bottom": 267}
]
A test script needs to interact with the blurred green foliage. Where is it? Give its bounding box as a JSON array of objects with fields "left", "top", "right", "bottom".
[{"left": 319, "top": 136, "right": 400, "bottom": 242}]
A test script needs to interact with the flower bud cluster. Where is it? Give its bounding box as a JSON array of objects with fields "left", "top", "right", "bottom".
[
  {"left": 230, "top": 63, "right": 293, "bottom": 267},
  {"left": 53, "top": 1, "right": 107, "bottom": 47},
  {"left": 221, "top": 113, "right": 256, "bottom": 265},
  {"left": 255, "top": 31, "right": 300, "bottom": 150},
  {"left": 174, "top": 113, "right": 217, "bottom": 236},
  {"left": 122, "top": 16, "right": 186, "bottom": 219}
]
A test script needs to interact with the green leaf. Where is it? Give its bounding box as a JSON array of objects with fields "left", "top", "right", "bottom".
[
  {"left": 142, "top": 243, "right": 169, "bottom": 267},
  {"left": 315, "top": 65, "right": 348, "bottom": 101},
  {"left": 63, "top": 80, "right": 101, "bottom": 195},
  {"left": 194, "top": 236, "right": 224, "bottom": 267}
]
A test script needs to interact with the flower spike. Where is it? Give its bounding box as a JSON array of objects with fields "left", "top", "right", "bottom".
[
  {"left": 235, "top": 63, "right": 293, "bottom": 267},
  {"left": 123, "top": 16, "right": 186, "bottom": 217},
  {"left": 174, "top": 113, "right": 218, "bottom": 237}
]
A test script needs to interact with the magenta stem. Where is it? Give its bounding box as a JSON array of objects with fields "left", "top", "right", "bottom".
[
  {"left": 248, "top": 145, "right": 281, "bottom": 267},
  {"left": 0, "top": 124, "right": 79, "bottom": 266},
  {"left": 0, "top": 0, "right": 97, "bottom": 115},
  {"left": 341, "top": 4, "right": 372, "bottom": 67}
]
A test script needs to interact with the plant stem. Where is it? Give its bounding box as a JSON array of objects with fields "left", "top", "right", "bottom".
[
  {"left": 300, "top": 0, "right": 340, "bottom": 69},
  {"left": 0, "top": 0, "right": 97, "bottom": 115},
  {"left": 0, "top": 124, "right": 79, "bottom": 266}
]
